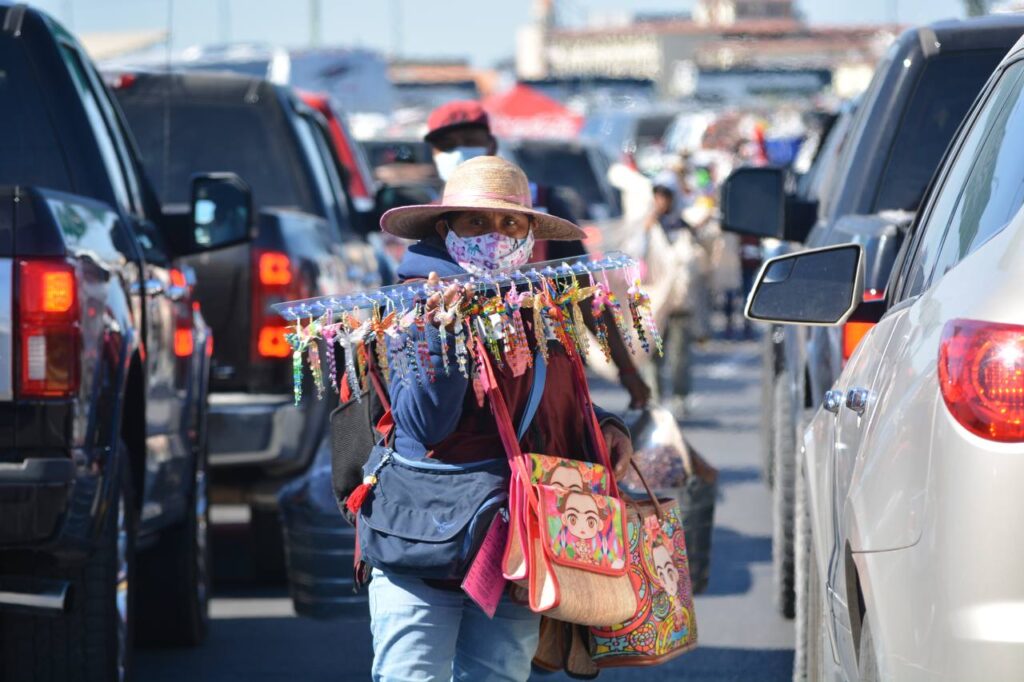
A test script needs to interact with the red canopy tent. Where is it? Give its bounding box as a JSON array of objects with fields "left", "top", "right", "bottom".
[{"left": 482, "top": 84, "right": 583, "bottom": 140}]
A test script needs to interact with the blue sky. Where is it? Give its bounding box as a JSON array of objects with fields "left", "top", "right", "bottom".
[{"left": 35, "top": 0, "right": 966, "bottom": 65}]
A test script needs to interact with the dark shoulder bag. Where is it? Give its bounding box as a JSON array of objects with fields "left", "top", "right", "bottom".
[
  {"left": 330, "top": 354, "right": 391, "bottom": 524},
  {"left": 354, "top": 351, "right": 546, "bottom": 580}
]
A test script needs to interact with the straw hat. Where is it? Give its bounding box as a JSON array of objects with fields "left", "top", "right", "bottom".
[{"left": 380, "top": 156, "right": 586, "bottom": 241}]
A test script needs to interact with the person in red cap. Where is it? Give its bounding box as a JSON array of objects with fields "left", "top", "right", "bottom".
[{"left": 423, "top": 100, "right": 652, "bottom": 408}]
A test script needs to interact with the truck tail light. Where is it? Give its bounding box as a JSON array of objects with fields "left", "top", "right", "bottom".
[
  {"left": 17, "top": 260, "right": 80, "bottom": 397},
  {"left": 251, "top": 250, "right": 302, "bottom": 360},
  {"left": 841, "top": 289, "right": 884, "bottom": 363},
  {"left": 939, "top": 318, "right": 1024, "bottom": 442}
]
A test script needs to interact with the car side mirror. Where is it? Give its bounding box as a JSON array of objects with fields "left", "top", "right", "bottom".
[
  {"left": 186, "top": 173, "right": 253, "bottom": 254},
  {"left": 746, "top": 244, "right": 863, "bottom": 325},
  {"left": 721, "top": 167, "right": 785, "bottom": 239}
]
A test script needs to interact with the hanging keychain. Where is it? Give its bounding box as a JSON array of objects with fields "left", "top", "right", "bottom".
[
  {"left": 601, "top": 269, "right": 636, "bottom": 355},
  {"left": 628, "top": 272, "right": 663, "bottom": 356},
  {"left": 505, "top": 276, "right": 532, "bottom": 373},
  {"left": 528, "top": 276, "right": 550, "bottom": 362},
  {"left": 285, "top": 319, "right": 307, "bottom": 405},
  {"left": 319, "top": 314, "right": 340, "bottom": 394},
  {"left": 434, "top": 294, "right": 454, "bottom": 377},
  {"left": 557, "top": 268, "right": 591, "bottom": 361},
  {"left": 584, "top": 264, "right": 614, "bottom": 364},
  {"left": 341, "top": 312, "right": 368, "bottom": 399},
  {"left": 413, "top": 296, "right": 436, "bottom": 384},
  {"left": 305, "top": 316, "right": 326, "bottom": 400}
]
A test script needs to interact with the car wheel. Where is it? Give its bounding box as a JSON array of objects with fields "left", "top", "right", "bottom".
[
  {"left": 762, "top": 333, "right": 778, "bottom": 489},
  {"left": 250, "top": 504, "right": 287, "bottom": 583},
  {"left": 136, "top": 445, "right": 210, "bottom": 646},
  {"left": 792, "top": 456, "right": 824, "bottom": 681},
  {"left": 1, "top": 446, "right": 136, "bottom": 682},
  {"left": 772, "top": 373, "right": 797, "bottom": 619},
  {"left": 859, "top": 612, "right": 881, "bottom": 682}
]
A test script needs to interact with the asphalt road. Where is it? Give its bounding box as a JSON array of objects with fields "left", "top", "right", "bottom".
[{"left": 136, "top": 338, "right": 793, "bottom": 682}]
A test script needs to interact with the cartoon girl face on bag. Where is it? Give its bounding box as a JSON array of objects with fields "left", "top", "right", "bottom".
[
  {"left": 545, "top": 463, "right": 585, "bottom": 491},
  {"left": 652, "top": 540, "right": 680, "bottom": 598},
  {"left": 558, "top": 491, "right": 608, "bottom": 540}
]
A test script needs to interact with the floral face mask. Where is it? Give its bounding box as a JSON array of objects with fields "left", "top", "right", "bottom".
[{"left": 445, "top": 225, "right": 535, "bottom": 276}]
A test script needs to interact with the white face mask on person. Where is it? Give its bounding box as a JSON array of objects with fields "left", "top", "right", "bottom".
[
  {"left": 434, "top": 147, "right": 489, "bottom": 181},
  {"left": 444, "top": 228, "right": 535, "bottom": 276}
]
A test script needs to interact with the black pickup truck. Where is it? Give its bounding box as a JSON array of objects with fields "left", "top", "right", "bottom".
[
  {"left": 111, "top": 70, "right": 380, "bottom": 575},
  {"left": 0, "top": 4, "right": 253, "bottom": 679},
  {"left": 720, "top": 13, "right": 1024, "bottom": 638}
]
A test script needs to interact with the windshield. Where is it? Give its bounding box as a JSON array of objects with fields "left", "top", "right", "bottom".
[
  {"left": 510, "top": 145, "right": 608, "bottom": 214},
  {"left": 118, "top": 96, "right": 317, "bottom": 213},
  {"left": 873, "top": 49, "right": 1006, "bottom": 212}
]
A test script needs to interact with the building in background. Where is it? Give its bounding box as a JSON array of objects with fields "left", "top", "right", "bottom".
[{"left": 516, "top": 0, "right": 899, "bottom": 100}]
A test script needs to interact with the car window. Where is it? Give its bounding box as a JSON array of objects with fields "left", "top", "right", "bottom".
[
  {"left": 292, "top": 113, "right": 337, "bottom": 221},
  {"left": 901, "top": 60, "right": 1024, "bottom": 299},
  {"left": 0, "top": 35, "right": 72, "bottom": 190},
  {"left": 118, "top": 92, "right": 316, "bottom": 214},
  {"left": 873, "top": 50, "right": 1006, "bottom": 213},
  {"left": 59, "top": 43, "right": 134, "bottom": 215},
  {"left": 75, "top": 49, "right": 146, "bottom": 217},
  {"left": 511, "top": 145, "right": 609, "bottom": 216},
  {"left": 304, "top": 113, "right": 354, "bottom": 238}
]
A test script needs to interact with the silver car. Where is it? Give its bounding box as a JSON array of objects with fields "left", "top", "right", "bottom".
[{"left": 746, "top": 35, "right": 1024, "bottom": 681}]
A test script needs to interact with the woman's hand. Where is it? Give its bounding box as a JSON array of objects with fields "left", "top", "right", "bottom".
[
  {"left": 602, "top": 424, "right": 634, "bottom": 480},
  {"left": 423, "top": 271, "right": 463, "bottom": 328}
]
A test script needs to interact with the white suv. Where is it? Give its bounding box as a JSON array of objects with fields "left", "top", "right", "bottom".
[{"left": 746, "top": 34, "right": 1024, "bottom": 681}]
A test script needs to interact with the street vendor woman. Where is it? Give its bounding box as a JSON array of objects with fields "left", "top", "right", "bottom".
[{"left": 369, "top": 155, "right": 633, "bottom": 681}]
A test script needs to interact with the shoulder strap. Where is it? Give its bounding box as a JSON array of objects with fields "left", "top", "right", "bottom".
[{"left": 517, "top": 350, "right": 546, "bottom": 441}]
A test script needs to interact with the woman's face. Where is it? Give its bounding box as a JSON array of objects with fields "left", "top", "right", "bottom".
[
  {"left": 435, "top": 210, "right": 532, "bottom": 240},
  {"left": 653, "top": 544, "right": 679, "bottom": 597},
  {"left": 561, "top": 492, "right": 602, "bottom": 540}
]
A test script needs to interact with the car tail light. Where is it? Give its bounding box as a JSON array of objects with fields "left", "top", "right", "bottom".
[
  {"left": 174, "top": 328, "right": 194, "bottom": 357},
  {"left": 939, "top": 318, "right": 1024, "bottom": 442},
  {"left": 251, "top": 250, "right": 302, "bottom": 361},
  {"left": 841, "top": 289, "right": 885, "bottom": 363},
  {"left": 17, "top": 260, "right": 80, "bottom": 397}
]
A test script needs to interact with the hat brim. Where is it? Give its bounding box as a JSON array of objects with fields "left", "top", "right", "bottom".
[
  {"left": 423, "top": 120, "right": 490, "bottom": 145},
  {"left": 380, "top": 199, "right": 587, "bottom": 242}
]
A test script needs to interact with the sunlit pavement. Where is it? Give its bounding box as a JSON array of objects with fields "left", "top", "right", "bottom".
[{"left": 135, "top": 337, "right": 793, "bottom": 682}]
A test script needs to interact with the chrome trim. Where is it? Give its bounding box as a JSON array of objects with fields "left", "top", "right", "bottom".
[
  {"left": 0, "top": 259, "right": 11, "bottom": 401},
  {"left": 824, "top": 389, "right": 844, "bottom": 414},
  {"left": 845, "top": 388, "right": 870, "bottom": 415},
  {"left": 0, "top": 578, "right": 71, "bottom": 614}
]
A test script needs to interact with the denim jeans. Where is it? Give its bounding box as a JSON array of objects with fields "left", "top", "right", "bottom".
[{"left": 368, "top": 568, "right": 541, "bottom": 682}]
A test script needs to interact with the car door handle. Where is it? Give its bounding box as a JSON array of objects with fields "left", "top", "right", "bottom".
[
  {"left": 130, "top": 279, "right": 164, "bottom": 297},
  {"left": 823, "top": 389, "right": 843, "bottom": 413},
  {"left": 845, "top": 388, "right": 870, "bottom": 415}
]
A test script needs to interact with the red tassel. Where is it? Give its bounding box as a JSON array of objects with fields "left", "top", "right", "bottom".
[{"left": 346, "top": 481, "right": 373, "bottom": 515}]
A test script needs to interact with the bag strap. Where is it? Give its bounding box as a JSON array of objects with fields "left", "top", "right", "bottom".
[
  {"left": 628, "top": 460, "right": 664, "bottom": 520},
  {"left": 478, "top": 337, "right": 619, "bottom": 501},
  {"left": 517, "top": 350, "right": 546, "bottom": 441},
  {"left": 566, "top": 349, "right": 620, "bottom": 498}
]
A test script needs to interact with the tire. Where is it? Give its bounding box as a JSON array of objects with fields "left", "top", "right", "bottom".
[
  {"left": 250, "top": 504, "right": 287, "bottom": 584},
  {"left": 858, "top": 612, "right": 881, "bottom": 682},
  {"left": 762, "top": 333, "right": 778, "bottom": 488},
  {"left": 772, "top": 373, "right": 797, "bottom": 619},
  {"left": 136, "top": 446, "right": 210, "bottom": 646},
  {"left": 793, "top": 455, "right": 824, "bottom": 682},
  {"left": 1, "top": 449, "right": 137, "bottom": 682}
]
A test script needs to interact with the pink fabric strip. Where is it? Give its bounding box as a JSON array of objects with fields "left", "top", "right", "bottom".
[{"left": 443, "top": 191, "right": 532, "bottom": 207}]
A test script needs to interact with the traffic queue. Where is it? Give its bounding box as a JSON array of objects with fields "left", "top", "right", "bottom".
[{"left": 2, "top": 2, "right": 1024, "bottom": 681}]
